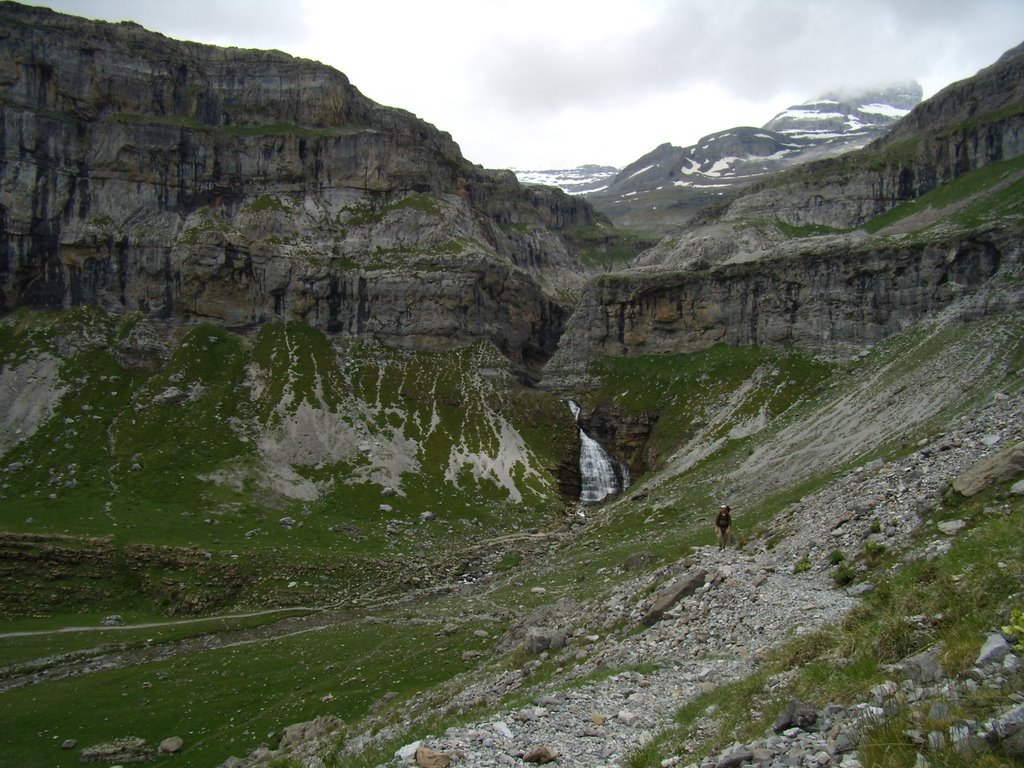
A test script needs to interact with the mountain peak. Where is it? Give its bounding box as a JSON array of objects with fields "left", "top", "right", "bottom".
[
  {"left": 569, "top": 81, "right": 923, "bottom": 234},
  {"left": 763, "top": 81, "right": 922, "bottom": 138}
]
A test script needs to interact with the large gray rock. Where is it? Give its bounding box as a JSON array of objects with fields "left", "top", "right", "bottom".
[
  {"left": 953, "top": 442, "right": 1024, "bottom": 497},
  {"left": 524, "top": 627, "right": 567, "bottom": 654},
  {"left": 159, "top": 736, "right": 184, "bottom": 754},
  {"left": 277, "top": 715, "right": 344, "bottom": 751},
  {"left": 79, "top": 737, "right": 151, "bottom": 764},
  {"left": 641, "top": 569, "right": 707, "bottom": 626},
  {"left": 992, "top": 704, "right": 1024, "bottom": 758},
  {"left": 773, "top": 699, "right": 819, "bottom": 732},
  {"left": 902, "top": 645, "right": 947, "bottom": 684},
  {"left": 976, "top": 633, "right": 1013, "bottom": 667}
]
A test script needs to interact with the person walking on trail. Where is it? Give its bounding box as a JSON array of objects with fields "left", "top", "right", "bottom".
[{"left": 715, "top": 504, "right": 732, "bottom": 550}]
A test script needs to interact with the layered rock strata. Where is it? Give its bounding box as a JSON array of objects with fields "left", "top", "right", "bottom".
[
  {"left": 545, "top": 228, "right": 1023, "bottom": 386},
  {"left": 0, "top": 3, "right": 606, "bottom": 377}
]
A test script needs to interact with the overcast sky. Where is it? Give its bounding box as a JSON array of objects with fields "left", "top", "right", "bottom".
[{"left": 31, "top": 0, "right": 1024, "bottom": 169}]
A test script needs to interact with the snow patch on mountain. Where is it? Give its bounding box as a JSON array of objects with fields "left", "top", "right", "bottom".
[{"left": 513, "top": 164, "right": 619, "bottom": 194}]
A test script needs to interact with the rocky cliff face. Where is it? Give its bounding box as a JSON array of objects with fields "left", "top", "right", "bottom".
[
  {"left": 0, "top": 3, "right": 606, "bottom": 379},
  {"left": 545, "top": 228, "right": 1023, "bottom": 387}
]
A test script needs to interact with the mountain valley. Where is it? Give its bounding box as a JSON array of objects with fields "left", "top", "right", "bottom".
[{"left": 1, "top": 5, "right": 1024, "bottom": 768}]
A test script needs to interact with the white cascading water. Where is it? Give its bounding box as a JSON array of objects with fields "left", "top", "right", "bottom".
[{"left": 568, "top": 401, "right": 622, "bottom": 503}]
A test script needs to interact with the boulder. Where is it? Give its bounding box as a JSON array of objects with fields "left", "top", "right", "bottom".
[
  {"left": 278, "top": 716, "right": 344, "bottom": 751},
  {"left": 415, "top": 745, "right": 452, "bottom": 768},
  {"left": 523, "top": 745, "right": 559, "bottom": 763},
  {"left": 976, "top": 633, "right": 1012, "bottom": 667},
  {"left": 641, "top": 570, "right": 707, "bottom": 626},
  {"left": 396, "top": 740, "right": 423, "bottom": 762},
  {"left": 79, "top": 737, "right": 151, "bottom": 764},
  {"left": 159, "top": 736, "right": 184, "bottom": 754},
  {"left": 937, "top": 519, "right": 966, "bottom": 535},
  {"left": 524, "top": 627, "right": 566, "bottom": 654},
  {"left": 773, "top": 699, "right": 819, "bottom": 732},
  {"left": 623, "top": 551, "right": 654, "bottom": 571},
  {"left": 903, "top": 645, "right": 947, "bottom": 684},
  {"left": 992, "top": 704, "right": 1024, "bottom": 758},
  {"left": 952, "top": 442, "right": 1024, "bottom": 496},
  {"left": 153, "top": 387, "right": 188, "bottom": 406},
  {"left": 716, "top": 746, "right": 755, "bottom": 768},
  {"left": 617, "top": 710, "right": 641, "bottom": 727}
]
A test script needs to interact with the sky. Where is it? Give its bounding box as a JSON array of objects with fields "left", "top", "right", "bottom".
[{"left": 29, "top": 0, "right": 1024, "bottom": 170}]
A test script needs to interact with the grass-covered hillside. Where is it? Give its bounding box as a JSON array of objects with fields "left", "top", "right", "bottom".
[{"left": 0, "top": 309, "right": 576, "bottom": 617}]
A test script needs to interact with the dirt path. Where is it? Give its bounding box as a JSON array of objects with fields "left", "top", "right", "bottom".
[
  {"left": 0, "top": 606, "right": 320, "bottom": 640},
  {"left": 0, "top": 606, "right": 347, "bottom": 693}
]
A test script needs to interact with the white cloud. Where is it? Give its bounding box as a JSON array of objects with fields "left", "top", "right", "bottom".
[{"left": 32, "top": 0, "right": 1024, "bottom": 168}]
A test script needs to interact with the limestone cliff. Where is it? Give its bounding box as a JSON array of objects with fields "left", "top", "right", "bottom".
[
  {"left": 0, "top": 3, "right": 608, "bottom": 379},
  {"left": 545, "top": 228, "right": 1023, "bottom": 387}
]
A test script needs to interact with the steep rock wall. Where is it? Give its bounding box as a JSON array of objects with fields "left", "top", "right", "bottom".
[
  {"left": 0, "top": 3, "right": 604, "bottom": 377},
  {"left": 544, "top": 227, "right": 1024, "bottom": 386}
]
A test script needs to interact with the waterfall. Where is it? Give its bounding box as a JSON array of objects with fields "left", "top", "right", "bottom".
[{"left": 569, "top": 401, "right": 623, "bottom": 504}]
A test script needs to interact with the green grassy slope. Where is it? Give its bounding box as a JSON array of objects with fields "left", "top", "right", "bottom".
[{"left": 0, "top": 312, "right": 572, "bottom": 618}]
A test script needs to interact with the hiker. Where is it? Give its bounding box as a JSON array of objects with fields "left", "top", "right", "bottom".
[{"left": 715, "top": 504, "right": 732, "bottom": 550}]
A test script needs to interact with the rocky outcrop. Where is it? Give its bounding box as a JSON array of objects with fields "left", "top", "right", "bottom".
[
  {"left": 545, "top": 226, "right": 1024, "bottom": 387},
  {"left": 0, "top": 3, "right": 607, "bottom": 378}
]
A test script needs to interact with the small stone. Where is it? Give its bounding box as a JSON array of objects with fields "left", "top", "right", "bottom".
[
  {"left": 523, "top": 746, "right": 558, "bottom": 764},
  {"left": 61, "top": 739, "right": 77, "bottom": 750},
  {"left": 415, "top": 746, "right": 452, "bottom": 768},
  {"left": 617, "top": 709, "right": 641, "bottom": 727},
  {"left": 159, "top": 736, "right": 183, "bottom": 754}
]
